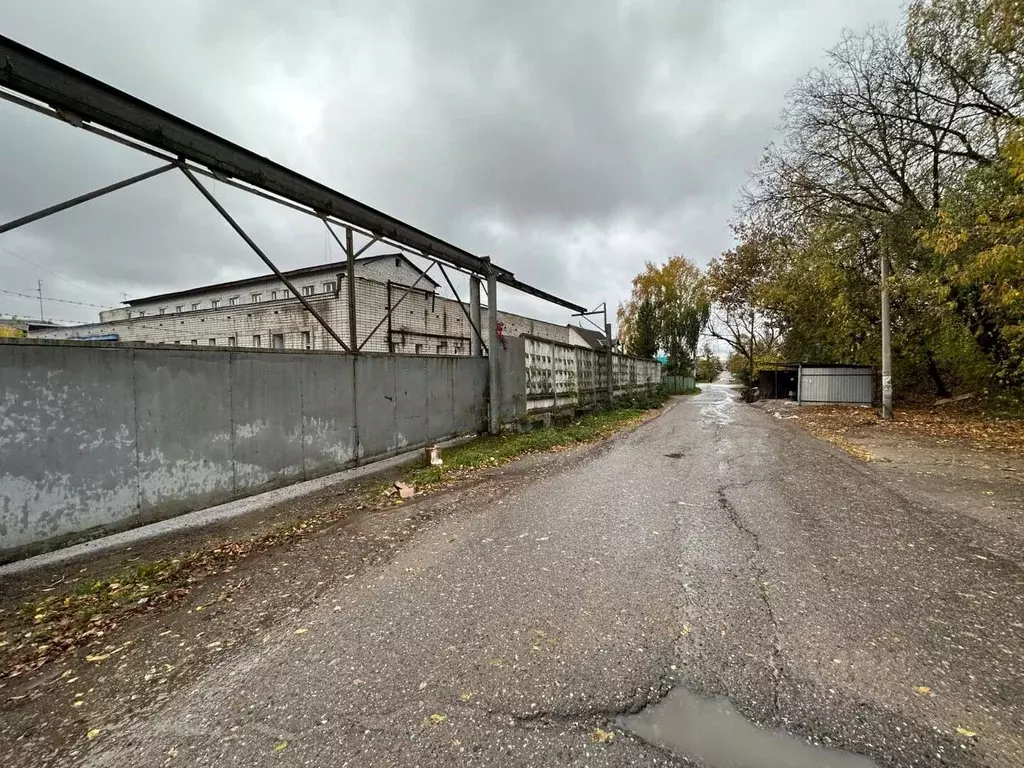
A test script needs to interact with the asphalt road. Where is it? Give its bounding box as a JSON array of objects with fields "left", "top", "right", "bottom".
[{"left": 83, "top": 384, "right": 1023, "bottom": 767}]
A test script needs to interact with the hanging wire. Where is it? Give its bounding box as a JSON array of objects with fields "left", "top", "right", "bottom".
[{"left": 0, "top": 287, "right": 112, "bottom": 309}]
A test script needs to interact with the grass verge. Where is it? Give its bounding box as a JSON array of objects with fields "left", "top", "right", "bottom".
[{"left": 404, "top": 405, "right": 658, "bottom": 488}]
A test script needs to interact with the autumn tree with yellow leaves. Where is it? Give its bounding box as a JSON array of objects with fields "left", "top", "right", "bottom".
[{"left": 617, "top": 256, "right": 708, "bottom": 373}]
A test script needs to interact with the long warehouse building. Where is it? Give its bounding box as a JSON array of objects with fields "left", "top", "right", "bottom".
[{"left": 29, "top": 254, "right": 607, "bottom": 354}]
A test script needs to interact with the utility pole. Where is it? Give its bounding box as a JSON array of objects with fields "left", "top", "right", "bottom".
[
  {"left": 37, "top": 279, "right": 44, "bottom": 321},
  {"left": 880, "top": 251, "right": 893, "bottom": 419}
]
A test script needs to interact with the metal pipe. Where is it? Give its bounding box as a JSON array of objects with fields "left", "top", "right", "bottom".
[
  {"left": 0, "top": 162, "right": 175, "bottom": 235},
  {"left": 437, "top": 264, "right": 488, "bottom": 355},
  {"left": 0, "top": 78, "right": 589, "bottom": 312},
  {"left": 180, "top": 166, "right": 351, "bottom": 353}
]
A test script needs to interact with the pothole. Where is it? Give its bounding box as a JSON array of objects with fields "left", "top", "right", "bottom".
[{"left": 618, "top": 686, "right": 877, "bottom": 768}]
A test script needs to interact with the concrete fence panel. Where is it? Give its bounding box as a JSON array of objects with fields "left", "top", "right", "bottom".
[
  {"left": 0, "top": 339, "right": 489, "bottom": 562},
  {"left": 133, "top": 347, "right": 235, "bottom": 523},
  {"left": 300, "top": 354, "right": 357, "bottom": 477},
  {"left": 0, "top": 343, "right": 139, "bottom": 557}
]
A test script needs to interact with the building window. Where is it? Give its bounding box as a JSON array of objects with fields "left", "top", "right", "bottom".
[
  {"left": 211, "top": 299, "right": 220, "bottom": 308},
  {"left": 300, "top": 331, "right": 311, "bottom": 349},
  {"left": 175, "top": 305, "right": 183, "bottom": 313},
  {"left": 271, "top": 290, "right": 278, "bottom": 300},
  {"left": 271, "top": 333, "right": 285, "bottom": 349},
  {"left": 252, "top": 335, "right": 261, "bottom": 347},
  {"left": 251, "top": 293, "right": 262, "bottom": 304},
  {"left": 191, "top": 339, "right": 198, "bottom": 345},
  {"left": 323, "top": 281, "right": 336, "bottom": 293},
  {"left": 228, "top": 336, "right": 236, "bottom": 346},
  {"left": 414, "top": 343, "right": 423, "bottom": 354},
  {"left": 395, "top": 256, "right": 401, "bottom": 266},
  {"left": 302, "top": 285, "right": 315, "bottom": 296},
  {"left": 159, "top": 307, "right": 166, "bottom": 315},
  {"left": 138, "top": 310, "right": 146, "bottom": 317},
  {"left": 192, "top": 303, "right": 200, "bottom": 311},
  {"left": 228, "top": 296, "right": 238, "bottom": 306},
  {"left": 174, "top": 340, "right": 180, "bottom": 344},
  {"left": 209, "top": 338, "right": 216, "bottom": 345}
]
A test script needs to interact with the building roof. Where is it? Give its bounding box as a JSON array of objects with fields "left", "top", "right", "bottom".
[
  {"left": 125, "top": 253, "right": 439, "bottom": 306},
  {"left": 569, "top": 324, "right": 608, "bottom": 350}
]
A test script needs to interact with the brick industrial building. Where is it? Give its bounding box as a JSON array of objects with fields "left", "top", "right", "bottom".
[{"left": 29, "top": 253, "right": 608, "bottom": 354}]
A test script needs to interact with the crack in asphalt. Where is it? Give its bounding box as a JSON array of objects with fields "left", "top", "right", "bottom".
[{"left": 716, "top": 485, "right": 784, "bottom": 719}]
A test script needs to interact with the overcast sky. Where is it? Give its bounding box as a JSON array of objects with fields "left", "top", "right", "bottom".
[{"left": 0, "top": 0, "right": 903, "bottom": 329}]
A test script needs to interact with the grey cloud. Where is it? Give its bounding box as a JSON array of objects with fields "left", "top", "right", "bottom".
[{"left": 1, "top": 0, "right": 904, "bottom": 327}]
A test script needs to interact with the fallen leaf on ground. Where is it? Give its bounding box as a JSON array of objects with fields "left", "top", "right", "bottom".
[
  {"left": 294, "top": 627, "right": 309, "bottom": 635},
  {"left": 86, "top": 728, "right": 101, "bottom": 740},
  {"left": 914, "top": 686, "right": 931, "bottom": 695},
  {"left": 427, "top": 713, "right": 447, "bottom": 725},
  {"left": 84, "top": 654, "right": 109, "bottom": 663},
  {"left": 956, "top": 727, "right": 977, "bottom": 738},
  {"left": 274, "top": 740, "right": 288, "bottom": 752},
  {"left": 591, "top": 727, "right": 615, "bottom": 743}
]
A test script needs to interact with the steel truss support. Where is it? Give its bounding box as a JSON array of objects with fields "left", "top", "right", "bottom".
[
  {"left": 322, "top": 220, "right": 360, "bottom": 352},
  {"left": 487, "top": 263, "right": 500, "bottom": 434},
  {"left": 469, "top": 277, "right": 483, "bottom": 357},
  {"left": 356, "top": 263, "right": 438, "bottom": 353},
  {"left": 0, "top": 163, "right": 175, "bottom": 235},
  {"left": 0, "top": 34, "right": 586, "bottom": 313},
  {"left": 436, "top": 264, "right": 488, "bottom": 355},
  {"left": 181, "top": 166, "right": 352, "bottom": 353}
]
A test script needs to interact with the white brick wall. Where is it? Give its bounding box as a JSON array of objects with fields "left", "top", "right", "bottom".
[{"left": 32, "top": 275, "right": 588, "bottom": 355}]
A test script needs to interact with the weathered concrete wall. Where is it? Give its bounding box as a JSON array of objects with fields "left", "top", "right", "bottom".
[{"left": 0, "top": 338, "right": 487, "bottom": 562}]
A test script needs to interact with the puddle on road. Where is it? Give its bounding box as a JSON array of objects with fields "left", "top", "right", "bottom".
[{"left": 618, "top": 686, "right": 878, "bottom": 768}]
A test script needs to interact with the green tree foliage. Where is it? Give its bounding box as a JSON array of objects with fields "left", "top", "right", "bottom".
[
  {"left": 695, "top": 344, "right": 724, "bottom": 382},
  {"left": 618, "top": 256, "right": 709, "bottom": 374},
  {"left": 722, "top": 0, "right": 1024, "bottom": 398},
  {"left": 625, "top": 299, "right": 660, "bottom": 359}
]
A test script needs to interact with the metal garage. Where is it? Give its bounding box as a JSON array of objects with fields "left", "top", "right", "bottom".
[{"left": 759, "top": 364, "right": 874, "bottom": 406}]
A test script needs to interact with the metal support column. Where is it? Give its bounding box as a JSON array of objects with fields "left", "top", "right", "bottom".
[
  {"left": 346, "top": 227, "right": 357, "bottom": 353},
  {"left": 487, "top": 264, "right": 500, "bottom": 435},
  {"left": 469, "top": 277, "right": 482, "bottom": 357},
  {"left": 605, "top": 322, "right": 614, "bottom": 404}
]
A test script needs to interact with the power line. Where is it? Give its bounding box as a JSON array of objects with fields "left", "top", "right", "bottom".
[
  {"left": 0, "top": 287, "right": 112, "bottom": 309},
  {"left": 0, "top": 310, "right": 87, "bottom": 326},
  {"left": 0, "top": 243, "right": 91, "bottom": 293}
]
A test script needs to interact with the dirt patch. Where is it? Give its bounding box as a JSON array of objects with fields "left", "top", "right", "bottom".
[
  {"left": 757, "top": 400, "right": 1024, "bottom": 540},
  {"left": 760, "top": 401, "right": 1024, "bottom": 458}
]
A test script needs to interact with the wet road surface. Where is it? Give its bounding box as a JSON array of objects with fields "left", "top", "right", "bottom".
[{"left": 82, "top": 384, "right": 1023, "bottom": 767}]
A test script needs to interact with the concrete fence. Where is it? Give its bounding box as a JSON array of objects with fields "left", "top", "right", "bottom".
[
  {"left": 0, "top": 338, "right": 487, "bottom": 562},
  {"left": 523, "top": 336, "right": 661, "bottom": 411}
]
